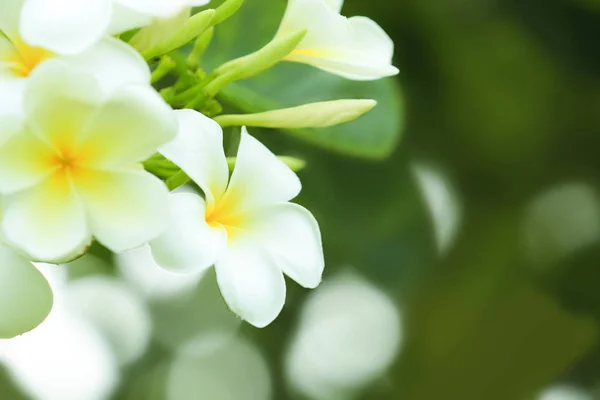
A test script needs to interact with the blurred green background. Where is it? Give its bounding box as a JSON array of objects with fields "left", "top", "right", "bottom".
[
  {"left": 4, "top": 0, "right": 600, "bottom": 399},
  {"left": 229, "top": 0, "right": 600, "bottom": 397}
]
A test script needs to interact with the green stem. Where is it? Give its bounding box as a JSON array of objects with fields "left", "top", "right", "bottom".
[
  {"left": 150, "top": 56, "right": 176, "bottom": 83},
  {"left": 165, "top": 171, "right": 191, "bottom": 191},
  {"left": 187, "top": 27, "right": 214, "bottom": 69}
]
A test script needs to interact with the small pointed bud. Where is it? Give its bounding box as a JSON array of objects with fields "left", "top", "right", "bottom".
[{"left": 214, "top": 99, "right": 377, "bottom": 129}]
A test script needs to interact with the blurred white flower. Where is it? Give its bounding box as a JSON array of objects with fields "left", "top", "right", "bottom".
[
  {"left": 66, "top": 276, "right": 152, "bottom": 365},
  {"left": 167, "top": 334, "right": 271, "bottom": 400},
  {"left": 0, "top": 263, "right": 159, "bottom": 399},
  {"left": 117, "top": 244, "right": 204, "bottom": 302},
  {"left": 11, "top": 0, "right": 211, "bottom": 55},
  {"left": 523, "top": 182, "right": 600, "bottom": 266},
  {"left": 276, "top": 0, "right": 398, "bottom": 80},
  {"left": 150, "top": 110, "right": 324, "bottom": 328},
  {"left": 117, "top": 244, "right": 241, "bottom": 350},
  {"left": 538, "top": 385, "right": 594, "bottom": 400},
  {"left": 0, "top": 60, "right": 176, "bottom": 263},
  {"left": 0, "top": 280, "right": 119, "bottom": 400},
  {"left": 0, "top": 2, "right": 149, "bottom": 116},
  {"left": 285, "top": 272, "right": 402, "bottom": 399},
  {"left": 413, "top": 162, "right": 462, "bottom": 254}
]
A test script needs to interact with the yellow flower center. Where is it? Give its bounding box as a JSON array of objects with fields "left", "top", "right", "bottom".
[
  {"left": 205, "top": 196, "right": 244, "bottom": 239},
  {"left": 4, "top": 38, "right": 52, "bottom": 78},
  {"left": 52, "top": 146, "right": 80, "bottom": 171},
  {"left": 46, "top": 139, "right": 95, "bottom": 186}
]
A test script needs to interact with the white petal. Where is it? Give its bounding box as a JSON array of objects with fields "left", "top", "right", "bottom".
[
  {"left": 107, "top": 4, "right": 153, "bottom": 35},
  {"left": 184, "top": 0, "right": 212, "bottom": 6},
  {"left": 0, "top": 245, "right": 53, "bottom": 338},
  {"left": 115, "top": 0, "right": 209, "bottom": 18},
  {"left": 2, "top": 174, "right": 91, "bottom": 263},
  {"left": 24, "top": 59, "right": 104, "bottom": 119},
  {"left": 75, "top": 169, "right": 169, "bottom": 253},
  {"left": 215, "top": 240, "right": 286, "bottom": 328},
  {"left": 150, "top": 192, "right": 227, "bottom": 273},
  {"left": 336, "top": 16, "right": 399, "bottom": 80},
  {"left": 323, "top": 0, "right": 343, "bottom": 12},
  {"left": 0, "top": 76, "right": 25, "bottom": 116},
  {"left": 0, "top": 0, "right": 22, "bottom": 37},
  {"left": 224, "top": 128, "right": 301, "bottom": 212},
  {"left": 22, "top": 63, "right": 100, "bottom": 148},
  {"left": 0, "top": 114, "right": 24, "bottom": 146},
  {"left": 20, "top": 0, "right": 112, "bottom": 54},
  {"left": 0, "top": 129, "right": 54, "bottom": 194},
  {"left": 160, "top": 109, "right": 229, "bottom": 205},
  {"left": 245, "top": 203, "right": 324, "bottom": 289},
  {"left": 80, "top": 84, "right": 176, "bottom": 168},
  {"left": 279, "top": 0, "right": 398, "bottom": 80},
  {"left": 59, "top": 37, "right": 150, "bottom": 95}
]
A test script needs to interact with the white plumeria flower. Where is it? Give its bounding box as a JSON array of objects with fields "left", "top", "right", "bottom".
[
  {"left": 0, "top": 1, "right": 151, "bottom": 116},
  {"left": 11, "top": 0, "right": 210, "bottom": 55},
  {"left": 150, "top": 110, "right": 324, "bottom": 328},
  {"left": 276, "top": 0, "right": 398, "bottom": 80},
  {"left": 0, "top": 60, "right": 176, "bottom": 263}
]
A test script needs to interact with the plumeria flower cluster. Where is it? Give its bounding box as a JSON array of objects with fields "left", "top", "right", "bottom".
[{"left": 0, "top": 0, "right": 398, "bottom": 336}]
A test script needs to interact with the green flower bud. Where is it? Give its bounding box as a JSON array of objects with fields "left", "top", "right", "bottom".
[{"left": 214, "top": 99, "right": 377, "bottom": 129}]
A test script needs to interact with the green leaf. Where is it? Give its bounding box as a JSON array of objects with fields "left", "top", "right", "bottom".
[
  {"left": 200, "top": 0, "right": 404, "bottom": 159},
  {"left": 0, "top": 245, "right": 53, "bottom": 338}
]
